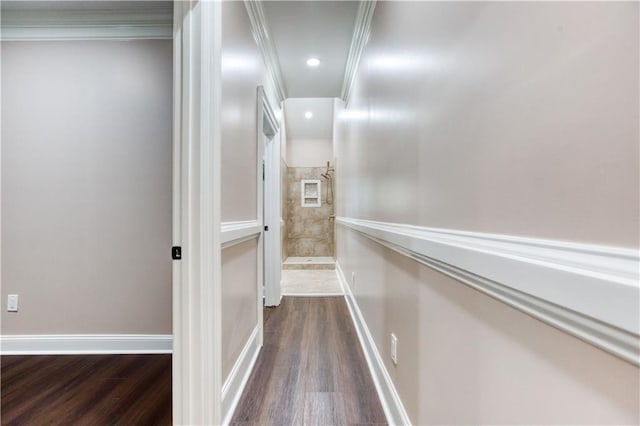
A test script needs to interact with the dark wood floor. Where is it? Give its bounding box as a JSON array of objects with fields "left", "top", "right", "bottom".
[
  {"left": 1, "top": 354, "right": 171, "bottom": 425},
  {"left": 1, "top": 297, "right": 385, "bottom": 425},
  {"left": 231, "top": 296, "right": 387, "bottom": 425}
]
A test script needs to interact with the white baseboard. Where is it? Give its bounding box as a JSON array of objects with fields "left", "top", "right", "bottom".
[
  {"left": 0, "top": 334, "right": 172, "bottom": 355},
  {"left": 221, "top": 326, "right": 261, "bottom": 426},
  {"left": 336, "top": 262, "right": 412, "bottom": 426}
]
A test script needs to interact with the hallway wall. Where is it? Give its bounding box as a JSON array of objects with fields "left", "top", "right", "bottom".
[
  {"left": 220, "top": 1, "right": 281, "bottom": 383},
  {"left": 1, "top": 40, "right": 173, "bottom": 335},
  {"left": 334, "top": 2, "right": 639, "bottom": 424}
]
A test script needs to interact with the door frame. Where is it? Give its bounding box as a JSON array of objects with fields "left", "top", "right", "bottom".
[
  {"left": 257, "top": 86, "right": 282, "bottom": 309},
  {"left": 172, "top": 1, "right": 222, "bottom": 424}
]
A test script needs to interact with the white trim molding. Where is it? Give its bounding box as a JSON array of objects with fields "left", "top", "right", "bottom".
[
  {"left": 244, "top": 1, "right": 287, "bottom": 102},
  {"left": 340, "top": 0, "right": 377, "bottom": 103},
  {"left": 337, "top": 216, "right": 640, "bottom": 366},
  {"left": 281, "top": 292, "right": 344, "bottom": 297},
  {"left": 336, "top": 262, "right": 412, "bottom": 426},
  {"left": 172, "top": 1, "right": 223, "bottom": 424},
  {"left": 0, "top": 334, "right": 172, "bottom": 355},
  {"left": 222, "top": 220, "right": 261, "bottom": 249},
  {"left": 1, "top": 3, "right": 173, "bottom": 40},
  {"left": 259, "top": 86, "right": 283, "bottom": 308},
  {"left": 221, "top": 327, "right": 261, "bottom": 426}
]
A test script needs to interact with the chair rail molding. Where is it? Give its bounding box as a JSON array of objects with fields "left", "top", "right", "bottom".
[
  {"left": 221, "top": 220, "right": 261, "bottom": 249},
  {"left": 243, "top": 0, "right": 287, "bottom": 102},
  {"left": 336, "top": 216, "right": 640, "bottom": 366},
  {"left": 340, "top": 0, "right": 377, "bottom": 103},
  {"left": 1, "top": 3, "right": 173, "bottom": 40}
]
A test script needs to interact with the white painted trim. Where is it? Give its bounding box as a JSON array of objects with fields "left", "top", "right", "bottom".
[
  {"left": 281, "top": 292, "right": 344, "bottom": 297},
  {"left": 336, "top": 262, "right": 412, "bottom": 426},
  {"left": 300, "top": 179, "right": 322, "bottom": 207},
  {"left": 173, "top": 1, "right": 223, "bottom": 424},
  {"left": 171, "top": 1, "right": 185, "bottom": 421},
  {"left": 244, "top": 1, "right": 287, "bottom": 102},
  {"left": 1, "top": 6, "right": 172, "bottom": 40},
  {"left": 221, "top": 327, "right": 261, "bottom": 426},
  {"left": 0, "top": 335, "right": 172, "bottom": 355},
  {"left": 221, "top": 220, "right": 261, "bottom": 249},
  {"left": 1, "top": 25, "right": 172, "bottom": 41},
  {"left": 340, "top": 0, "right": 377, "bottom": 103},
  {"left": 259, "top": 87, "right": 282, "bottom": 308},
  {"left": 337, "top": 217, "right": 640, "bottom": 366}
]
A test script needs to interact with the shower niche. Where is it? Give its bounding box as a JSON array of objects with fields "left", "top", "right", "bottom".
[{"left": 301, "top": 179, "right": 321, "bottom": 207}]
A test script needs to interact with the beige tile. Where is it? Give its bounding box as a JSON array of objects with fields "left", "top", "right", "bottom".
[
  {"left": 285, "top": 167, "right": 335, "bottom": 258},
  {"left": 281, "top": 270, "right": 342, "bottom": 294}
]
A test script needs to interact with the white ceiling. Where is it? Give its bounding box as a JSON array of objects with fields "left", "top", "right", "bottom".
[
  {"left": 284, "top": 98, "right": 335, "bottom": 140},
  {"left": 262, "top": 1, "right": 360, "bottom": 98}
]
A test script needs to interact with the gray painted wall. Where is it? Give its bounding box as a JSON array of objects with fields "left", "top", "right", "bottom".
[
  {"left": 1, "top": 40, "right": 173, "bottom": 334},
  {"left": 335, "top": 2, "right": 639, "bottom": 424},
  {"left": 220, "top": 0, "right": 281, "bottom": 382}
]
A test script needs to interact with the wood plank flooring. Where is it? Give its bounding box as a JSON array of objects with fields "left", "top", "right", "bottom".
[
  {"left": 1, "top": 354, "right": 171, "bottom": 425},
  {"left": 1, "top": 297, "right": 384, "bottom": 425},
  {"left": 231, "top": 296, "right": 387, "bottom": 425}
]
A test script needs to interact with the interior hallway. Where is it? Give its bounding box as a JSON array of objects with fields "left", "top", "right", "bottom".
[
  {"left": 231, "top": 297, "right": 386, "bottom": 425},
  {"left": 1, "top": 0, "right": 638, "bottom": 424}
]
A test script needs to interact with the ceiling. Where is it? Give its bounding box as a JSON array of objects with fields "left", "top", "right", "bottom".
[
  {"left": 284, "top": 98, "right": 335, "bottom": 140},
  {"left": 262, "top": 1, "right": 360, "bottom": 98}
]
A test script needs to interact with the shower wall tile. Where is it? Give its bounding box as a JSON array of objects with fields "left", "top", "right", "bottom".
[{"left": 285, "top": 167, "right": 334, "bottom": 257}]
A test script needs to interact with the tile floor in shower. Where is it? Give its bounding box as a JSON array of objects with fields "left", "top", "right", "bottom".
[
  {"left": 281, "top": 256, "right": 342, "bottom": 295},
  {"left": 282, "top": 256, "right": 335, "bottom": 269}
]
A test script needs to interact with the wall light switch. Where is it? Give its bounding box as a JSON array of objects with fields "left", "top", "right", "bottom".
[{"left": 7, "top": 294, "right": 18, "bottom": 312}]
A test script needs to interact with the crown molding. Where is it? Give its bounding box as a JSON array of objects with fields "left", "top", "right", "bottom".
[
  {"left": 1, "top": 4, "right": 173, "bottom": 40},
  {"left": 244, "top": 1, "right": 287, "bottom": 102},
  {"left": 340, "top": 0, "right": 376, "bottom": 103}
]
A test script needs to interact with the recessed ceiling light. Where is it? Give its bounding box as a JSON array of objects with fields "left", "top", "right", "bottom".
[
  {"left": 305, "top": 111, "right": 313, "bottom": 119},
  {"left": 306, "top": 57, "right": 320, "bottom": 67}
]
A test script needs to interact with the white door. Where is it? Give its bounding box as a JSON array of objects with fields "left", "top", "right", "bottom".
[{"left": 258, "top": 87, "right": 282, "bottom": 308}]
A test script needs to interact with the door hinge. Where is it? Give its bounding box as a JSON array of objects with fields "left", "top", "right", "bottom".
[
  {"left": 172, "top": 246, "right": 182, "bottom": 260},
  {"left": 264, "top": 225, "right": 269, "bottom": 232}
]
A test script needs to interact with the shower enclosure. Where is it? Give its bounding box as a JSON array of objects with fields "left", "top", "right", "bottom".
[{"left": 282, "top": 161, "right": 335, "bottom": 270}]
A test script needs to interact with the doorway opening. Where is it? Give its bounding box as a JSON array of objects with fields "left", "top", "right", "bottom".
[
  {"left": 279, "top": 98, "right": 341, "bottom": 296},
  {"left": 259, "top": 86, "right": 282, "bottom": 308}
]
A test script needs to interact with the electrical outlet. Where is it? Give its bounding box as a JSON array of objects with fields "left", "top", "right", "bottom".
[
  {"left": 7, "top": 294, "right": 18, "bottom": 312},
  {"left": 390, "top": 333, "right": 398, "bottom": 365}
]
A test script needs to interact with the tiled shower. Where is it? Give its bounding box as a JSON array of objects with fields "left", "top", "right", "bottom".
[{"left": 282, "top": 166, "right": 335, "bottom": 269}]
